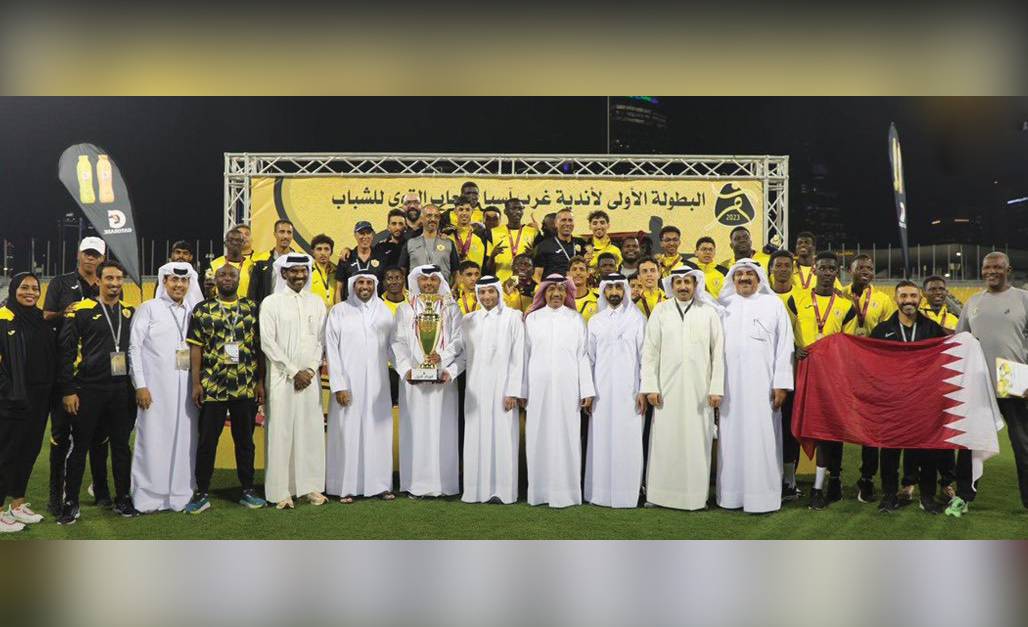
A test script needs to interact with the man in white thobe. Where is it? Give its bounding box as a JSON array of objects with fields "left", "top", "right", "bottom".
[
  {"left": 585, "top": 273, "right": 647, "bottom": 508},
  {"left": 641, "top": 267, "right": 725, "bottom": 511},
  {"left": 716, "top": 259, "right": 795, "bottom": 513},
  {"left": 325, "top": 272, "right": 396, "bottom": 502},
  {"left": 129, "top": 262, "right": 202, "bottom": 512},
  {"left": 460, "top": 275, "right": 526, "bottom": 504},
  {"left": 259, "top": 254, "right": 327, "bottom": 509},
  {"left": 524, "top": 274, "right": 595, "bottom": 508},
  {"left": 391, "top": 264, "right": 465, "bottom": 498}
]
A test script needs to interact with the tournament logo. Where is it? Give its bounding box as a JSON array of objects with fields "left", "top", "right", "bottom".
[{"left": 713, "top": 184, "right": 755, "bottom": 226}]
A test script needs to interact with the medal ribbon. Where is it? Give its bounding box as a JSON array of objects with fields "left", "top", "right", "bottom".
[{"left": 811, "top": 289, "right": 836, "bottom": 335}]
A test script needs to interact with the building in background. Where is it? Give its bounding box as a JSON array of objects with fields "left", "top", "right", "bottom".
[
  {"left": 609, "top": 97, "right": 669, "bottom": 153},
  {"left": 793, "top": 161, "right": 848, "bottom": 247}
]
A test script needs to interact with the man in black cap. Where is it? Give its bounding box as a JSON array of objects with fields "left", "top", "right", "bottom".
[
  {"left": 334, "top": 221, "right": 391, "bottom": 303},
  {"left": 42, "top": 236, "right": 111, "bottom": 514}
]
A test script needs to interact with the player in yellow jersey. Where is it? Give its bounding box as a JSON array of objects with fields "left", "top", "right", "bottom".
[
  {"left": 841, "top": 254, "right": 896, "bottom": 338},
  {"left": 920, "top": 275, "right": 959, "bottom": 332},
  {"left": 491, "top": 198, "right": 538, "bottom": 283},
  {"left": 785, "top": 252, "right": 858, "bottom": 511},
  {"left": 209, "top": 227, "right": 254, "bottom": 299},
  {"left": 840, "top": 254, "right": 898, "bottom": 505},
  {"left": 635, "top": 257, "right": 665, "bottom": 318},
  {"left": 718, "top": 226, "right": 770, "bottom": 270},
  {"left": 586, "top": 210, "right": 623, "bottom": 269},
  {"left": 502, "top": 253, "right": 537, "bottom": 313},
  {"left": 448, "top": 196, "right": 492, "bottom": 269},
  {"left": 692, "top": 236, "right": 729, "bottom": 297},
  {"left": 309, "top": 234, "right": 337, "bottom": 309},
  {"left": 454, "top": 260, "right": 482, "bottom": 315},
  {"left": 792, "top": 231, "right": 842, "bottom": 291},
  {"left": 568, "top": 256, "right": 598, "bottom": 322},
  {"left": 656, "top": 226, "right": 689, "bottom": 278}
]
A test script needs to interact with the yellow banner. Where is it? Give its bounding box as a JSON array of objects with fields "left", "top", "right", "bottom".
[{"left": 250, "top": 176, "right": 764, "bottom": 254}]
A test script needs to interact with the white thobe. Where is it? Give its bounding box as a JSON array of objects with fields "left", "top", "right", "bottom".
[
  {"left": 391, "top": 298, "right": 465, "bottom": 497},
  {"left": 640, "top": 299, "right": 725, "bottom": 511},
  {"left": 324, "top": 297, "right": 395, "bottom": 497},
  {"left": 585, "top": 304, "right": 646, "bottom": 508},
  {"left": 460, "top": 305, "right": 526, "bottom": 504},
  {"left": 525, "top": 306, "right": 595, "bottom": 508},
  {"left": 260, "top": 288, "right": 327, "bottom": 503},
  {"left": 716, "top": 292, "right": 794, "bottom": 513},
  {"left": 129, "top": 297, "right": 198, "bottom": 512}
]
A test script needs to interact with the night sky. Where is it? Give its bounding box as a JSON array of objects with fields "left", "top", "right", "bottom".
[{"left": 2, "top": 97, "right": 1026, "bottom": 271}]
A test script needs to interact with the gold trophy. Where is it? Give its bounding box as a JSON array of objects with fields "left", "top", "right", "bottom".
[{"left": 411, "top": 294, "right": 444, "bottom": 381}]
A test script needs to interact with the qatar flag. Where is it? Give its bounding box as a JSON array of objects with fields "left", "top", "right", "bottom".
[{"left": 793, "top": 332, "right": 1004, "bottom": 483}]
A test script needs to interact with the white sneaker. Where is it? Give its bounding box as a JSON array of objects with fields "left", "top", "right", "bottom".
[
  {"left": 0, "top": 511, "right": 26, "bottom": 533},
  {"left": 87, "top": 484, "right": 95, "bottom": 497},
  {"left": 9, "top": 503, "right": 44, "bottom": 524}
]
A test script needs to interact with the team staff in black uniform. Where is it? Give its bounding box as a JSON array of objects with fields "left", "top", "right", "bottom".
[
  {"left": 0, "top": 273, "right": 58, "bottom": 532},
  {"left": 334, "top": 221, "right": 393, "bottom": 302},
  {"left": 868, "top": 280, "right": 949, "bottom": 515},
  {"left": 57, "top": 261, "right": 139, "bottom": 523},
  {"left": 532, "top": 208, "right": 588, "bottom": 281},
  {"left": 41, "top": 236, "right": 110, "bottom": 514}
]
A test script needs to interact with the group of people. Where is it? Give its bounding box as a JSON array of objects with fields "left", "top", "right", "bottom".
[{"left": 1, "top": 187, "right": 1027, "bottom": 534}]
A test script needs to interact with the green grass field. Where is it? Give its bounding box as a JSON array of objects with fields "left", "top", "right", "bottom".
[{"left": 3, "top": 427, "right": 1026, "bottom": 540}]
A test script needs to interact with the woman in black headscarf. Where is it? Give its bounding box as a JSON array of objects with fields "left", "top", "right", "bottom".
[{"left": 0, "top": 272, "right": 57, "bottom": 532}]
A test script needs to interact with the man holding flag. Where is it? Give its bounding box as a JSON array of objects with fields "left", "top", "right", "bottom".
[{"left": 868, "top": 281, "right": 949, "bottom": 514}]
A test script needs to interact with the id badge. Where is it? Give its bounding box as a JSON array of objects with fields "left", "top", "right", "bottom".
[
  {"left": 175, "top": 347, "right": 191, "bottom": 370},
  {"left": 110, "top": 351, "right": 127, "bottom": 376},
  {"left": 224, "top": 342, "right": 241, "bottom": 364}
]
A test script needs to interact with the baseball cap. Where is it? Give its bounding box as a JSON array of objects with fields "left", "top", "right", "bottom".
[
  {"left": 354, "top": 221, "right": 374, "bottom": 233},
  {"left": 79, "top": 236, "right": 106, "bottom": 255}
]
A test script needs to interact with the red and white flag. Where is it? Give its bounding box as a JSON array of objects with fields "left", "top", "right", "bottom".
[{"left": 793, "top": 332, "right": 1004, "bottom": 483}]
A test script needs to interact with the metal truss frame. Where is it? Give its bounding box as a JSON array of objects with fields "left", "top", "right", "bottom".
[{"left": 224, "top": 153, "right": 789, "bottom": 244}]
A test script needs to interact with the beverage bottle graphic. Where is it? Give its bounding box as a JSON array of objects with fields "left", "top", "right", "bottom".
[
  {"left": 77, "top": 155, "right": 95, "bottom": 204},
  {"left": 97, "top": 155, "right": 115, "bottom": 203}
]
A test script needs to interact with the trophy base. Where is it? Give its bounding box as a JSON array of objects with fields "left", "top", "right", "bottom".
[{"left": 410, "top": 367, "right": 442, "bottom": 382}]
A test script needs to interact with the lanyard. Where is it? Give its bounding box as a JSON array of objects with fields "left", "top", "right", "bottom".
[
  {"left": 166, "top": 302, "right": 187, "bottom": 344},
  {"left": 461, "top": 291, "right": 477, "bottom": 313},
  {"left": 899, "top": 322, "right": 917, "bottom": 343},
  {"left": 507, "top": 226, "right": 524, "bottom": 255},
  {"left": 811, "top": 289, "right": 837, "bottom": 334},
  {"left": 855, "top": 285, "right": 873, "bottom": 326},
  {"left": 674, "top": 298, "right": 694, "bottom": 321},
  {"left": 99, "top": 301, "right": 123, "bottom": 348},
  {"left": 798, "top": 265, "right": 814, "bottom": 289},
  {"left": 556, "top": 238, "right": 575, "bottom": 263},
  {"left": 218, "top": 300, "right": 240, "bottom": 342},
  {"left": 315, "top": 264, "right": 331, "bottom": 291},
  {"left": 352, "top": 255, "right": 372, "bottom": 273}
]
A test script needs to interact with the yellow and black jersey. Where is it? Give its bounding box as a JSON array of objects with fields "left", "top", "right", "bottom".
[
  {"left": 588, "top": 236, "right": 623, "bottom": 268},
  {"left": 382, "top": 295, "right": 407, "bottom": 316},
  {"left": 456, "top": 288, "right": 480, "bottom": 315},
  {"left": 772, "top": 285, "right": 801, "bottom": 328},
  {"left": 491, "top": 224, "right": 538, "bottom": 283},
  {"left": 840, "top": 284, "right": 896, "bottom": 337},
  {"left": 575, "top": 288, "right": 599, "bottom": 322},
  {"left": 310, "top": 261, "right": 336, "bottom": 309},
  {"left": 787, "top": 290, "right": 858, "bottom": 348},
  {"left": 186, "top": 298, "right": 260, "bottom": 402},
  {"left": 719, "top": 250, "right": 771, "bottom": 271},
  {"left": 58, "top": 298, "right": 135, "bottom": 394},
  {"left": 209, "top": 255, "right": 255, "bottom": 300},
  {"left": 448, "top": 226, "right": 493, "bottom": 268},
  {"left": 919, "top": 303, "right": 958, "bottom": 332},
  {"left": 636, "top": 288, "right": 666, "bottom": 318},
  {"left": 692, "top": 260, "right": 729, "bottom": 296}
]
